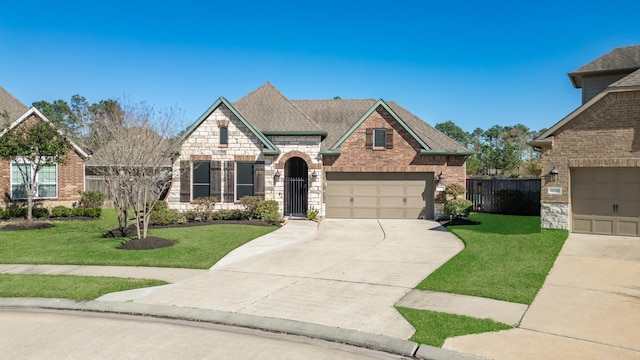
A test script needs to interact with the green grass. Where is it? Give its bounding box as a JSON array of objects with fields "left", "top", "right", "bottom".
[
  {"left": 417, "top": 213, "right": 568, "bottom": 305},
  {"left": 0, "top": 274, "right": 166, "bottom": 301},
  {"left": 396, "top": 307, "right": 512, "bottom": 347},
  {"left": 0, "top": 209, "right": 277, "bottom": 269}
]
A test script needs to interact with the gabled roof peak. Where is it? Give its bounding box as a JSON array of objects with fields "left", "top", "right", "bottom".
[{"left": 569, "top": 45, "right": 640, "bottom": 88}]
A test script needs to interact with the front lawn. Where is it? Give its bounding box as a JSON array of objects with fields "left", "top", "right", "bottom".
[
  {"left": 396, "top": 307, "right": 512, "bottom": 347},
  {"left": 0, "top": 274, "right": 166, "bottom": 301},
  {"left": 399, "top": 213, "right": 568, "bottom": 347},
  {"left": 418, "top": 213, "right": 568, "bottom": 304},
  {"left": 0, "top": 210, "right": 278, "bottom": 269}
]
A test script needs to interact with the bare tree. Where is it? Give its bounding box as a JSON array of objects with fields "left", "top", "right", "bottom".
[{"left": 85, "top": 101, "right": 180, "bottom": 239}]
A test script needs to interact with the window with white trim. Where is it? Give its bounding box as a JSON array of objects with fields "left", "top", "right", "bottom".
[
  {"left": 11, "top": 163, "right": 58, "bottom": 199},
  {"left": 373, "top": 129, "right": 386, "bottom": 148}
]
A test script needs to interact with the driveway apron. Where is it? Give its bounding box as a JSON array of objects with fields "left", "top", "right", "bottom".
[
  {"left": 443, "top": 233, "right": 640, "bottom": 359},
  {"left": 99, "top": 219, "right": 463, "bottom": 339}
]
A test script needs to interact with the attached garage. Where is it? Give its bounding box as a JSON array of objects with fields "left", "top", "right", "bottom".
[
  {"left": 325, "top": 172, "right": 434, "bottom": 219},
  {"left": 571, "top": 168, "right": 640, "bottom": 236}
]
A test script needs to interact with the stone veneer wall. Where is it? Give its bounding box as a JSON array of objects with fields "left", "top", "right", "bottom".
[
  {"left": 541, "top": 203, "right": 569, "bottom": 230},
  {"left": 168, "top": 105, "right": 272, "bottom": 211},
  {"left": 167, "top": 104, "right": 324, "bottom": 216},
  {"left": 539, "top": 91, "right": 640, "bottom": 230},
  {"left": 270, "top": 136, "right": 323, "bottom": 216}
]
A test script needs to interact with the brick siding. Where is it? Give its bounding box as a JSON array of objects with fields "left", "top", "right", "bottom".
[{"left": 540, "top": 90, "right": 640, "bottom": 228}]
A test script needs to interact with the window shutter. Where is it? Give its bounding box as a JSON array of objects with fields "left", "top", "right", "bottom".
[
  {"left": 365, "top": 128, "right": 373, "bottom": 149},
  {"left": 385, "top": 129, "right": 393, "bottom": 149},
  {"left": 210, "top": 161, "right": 222, "bottom": 201},
  {"left": 254, "top": 161, "right": 265, "bottom": 199},
  {"left": 223, "top": 161, "right": 235, "bottom": 203},
  {"left": 180, "top": 160, "right": 190, "bottom": 202}
]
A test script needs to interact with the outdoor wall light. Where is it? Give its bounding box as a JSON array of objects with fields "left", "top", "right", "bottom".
[
  {"left": 549, "top": 167, "right": 559, "bottom": 182},
  {"left": 311, "top": 169, "right": 318, "bottom": 179},
  {"left": 436, "top": 171, "right": 445, "bottom": 185},
  {"left": 274, "top": 169, "right": 281, "bottom": 181}
]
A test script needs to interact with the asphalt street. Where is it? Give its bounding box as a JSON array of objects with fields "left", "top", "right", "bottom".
[{"left": 0, "top": 308, "right": 411, "bottom": 360}]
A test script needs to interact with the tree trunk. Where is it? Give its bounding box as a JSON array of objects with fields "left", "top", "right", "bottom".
[{"left": 26, "top": 195, "right": 33, "bottom": 223}]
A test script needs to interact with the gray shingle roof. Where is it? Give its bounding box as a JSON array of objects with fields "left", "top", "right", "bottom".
[
  {"left": 569, "top": 45, "right": 640, "bottom": 87},
  {"left": 232, "top": 83, "right": 468, "bottom": 153},
  {"left": 233, "top": 82, "right": 324, "bottom": 133},
  {"left": 609, "top": 68, "right": 640, "bottom": 88},
  {"left": 0, "top": 85, "right": 28, "bottom": 128}
]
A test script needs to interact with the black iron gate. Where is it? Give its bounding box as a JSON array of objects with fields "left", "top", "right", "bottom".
[{"left": 285, "top": 177, "right": 307, "bottom": 216}]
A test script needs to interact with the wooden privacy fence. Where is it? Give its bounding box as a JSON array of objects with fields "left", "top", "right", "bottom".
[{"left": 466, "top": 178, "right": 541, "bottom": 216}]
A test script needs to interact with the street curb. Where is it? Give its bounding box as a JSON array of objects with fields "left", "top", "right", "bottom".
[{"left": 0, "top": 298, "right": 484, "bottom": 359}]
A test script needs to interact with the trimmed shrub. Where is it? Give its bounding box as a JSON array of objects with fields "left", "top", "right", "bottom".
[
  {"left": 210, "top": 209, "right": 243, "bottom": 221},
  {"left": 32, "top": 207, "right": 49, "bottom": 218},
  {"left": 444, "top": 198, "right": 473, "bottom": 218},
  {"left": 239, "top": 196, "right": 263, "bottom": 219},
  {"left": 5, "top": 207, "right": 27, "bottom": 219},
  {"left": 256, "top": 200, "right": 278, "bottom": 219},
  {"left": 0, "top": 208, "right": 4, "bottom": 219},
  {"left": 182, "top": 210, "right": 199, "bottom": 222},
  {"left": 83, "top": 207, "right": 102, "bottom": 218},
  {"left": 72, "top": 207, "right": 85, "bottom": 217},
  {"left": 192, "top": 196, "right": 217, "bottom": 221},
  {"left": 444, "top": 183, "right": 466, "bottom": 199},
  {"left": 149, "top": 201, "right": 182, "bottom": 225},
  {"left": 79, "top": 191, "right": 105, "bottom": 208},
  {"left": 51, "top": 206, "right": 72, "bottom": 217}
]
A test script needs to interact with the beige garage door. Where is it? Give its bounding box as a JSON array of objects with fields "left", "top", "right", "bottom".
[
  {"left": 572, "top": 168, "right": 640, "bottom": 236},
  {"left": 325, "top": 172, "right": 433, "bottom": 219}
]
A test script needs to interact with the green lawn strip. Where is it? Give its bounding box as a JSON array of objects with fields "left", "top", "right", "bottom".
[
  {"left": 0, "top": 274, "right": 166, "bottom": 301},
  {"left": 417, "top": 213, "right": 568, "bottom": 305},
  {"left": 0, "top": 209, "right": 278, "bottom": 269},
  {"left": 396, "top": 307, "right": 512, "bottom": 347}
]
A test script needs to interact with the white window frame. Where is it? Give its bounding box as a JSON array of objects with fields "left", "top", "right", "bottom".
[
  {"left": 373, "top": 128, "right": 386, "bottom": 148},
  {"left": 10, "top": 162, "right": 58, "bottom": 199}
]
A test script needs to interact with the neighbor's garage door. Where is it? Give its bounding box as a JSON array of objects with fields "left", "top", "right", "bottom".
[
  {"left": 571, "top": 168, "right": 640, "bottom": 236},
  {"left": 325, "top": 172, "right": 432, "bottom": 219}
]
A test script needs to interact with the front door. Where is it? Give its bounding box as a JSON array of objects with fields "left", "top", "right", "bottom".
[{"left": 284, "top": 157, "right": 308, "bottom": 216}]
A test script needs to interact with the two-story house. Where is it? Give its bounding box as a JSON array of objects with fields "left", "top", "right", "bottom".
[{"left": 531, "top": 45, "right": 640, "bottom": 236}]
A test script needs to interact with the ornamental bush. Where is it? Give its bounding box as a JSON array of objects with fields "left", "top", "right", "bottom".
[
  {"left": 51, "top": 206, "right": 72, "bottom": 217},
  {"left": 444, "top": 183, "right": 466, "bottom": 199},
  {"left": 79, "top": 191, "right": 105, "bottom": 208},
  {"left": 239, "top": 196, "right": 263, "bottom": 219},
  {"left": 32, "top": 207, "right": 49, "bottom": 218},
  {"left": 444, "top": 198, "right": 473, "bottom": 219}
]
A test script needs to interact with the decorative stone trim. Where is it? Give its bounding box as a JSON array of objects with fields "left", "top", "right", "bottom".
[
  {"left": 217, "top": 120, "right": 229, "bottom": 127},
  {"left": 234, "top": 155, "right": 256, "bottom": 162},
  {"left": 190, "top": 155, "right": 212, "bottom": 161},
  {"left": 275, "top": 150, "right": 319, "bottom": 169},
  {"left": 568, "top": 158, "right": 640, "bottom": 167},
  {"left": 541, "top": 203, "right": 569, "bottom": 230}
]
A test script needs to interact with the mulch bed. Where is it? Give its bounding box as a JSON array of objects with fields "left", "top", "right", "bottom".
[
  {"left": 106, "top": 219, "right": 276, "bottom": 250},
  {"left": 117, "top": 236, "right": 177, "bottom": 250},
  {"left": 1, "top": 221, "right": 55, "bottom": 231},
  {"left": 437, "top": 217, "right": 481, "bottom": 227}
]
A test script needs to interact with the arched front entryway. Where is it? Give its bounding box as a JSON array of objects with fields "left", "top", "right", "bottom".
[{"left": 284, "top": 157, "right": 308, "bottom": 216}]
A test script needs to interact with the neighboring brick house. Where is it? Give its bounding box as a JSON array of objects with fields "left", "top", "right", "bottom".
[
  {"left": 168, "top": 83, "right": 470, "bottom": 219},
  {"left": 0, "top": 86, "right": 88, "bottom": 209},
  {"left": 530, "top": 45, "right": 640, "bottom": 236}
]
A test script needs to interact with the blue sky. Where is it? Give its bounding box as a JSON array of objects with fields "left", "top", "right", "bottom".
[{"left": 1, "top": 1, "right": 639, "bottom": 133}]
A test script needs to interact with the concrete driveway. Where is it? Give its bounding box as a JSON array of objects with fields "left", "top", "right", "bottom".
[
  {"left": 443, "top": 233, "right": 640, "bottom": 359},
  {"left": 99, "top": 219, "right": 463, "bottom": 339}
]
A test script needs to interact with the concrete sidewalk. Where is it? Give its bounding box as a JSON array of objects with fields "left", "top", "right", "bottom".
[
  {"left": 443, "top": 233, "right": 640, "bottom": 359},
  {"left": 0, "top": 264, "right": 206, "bottom": 283}
]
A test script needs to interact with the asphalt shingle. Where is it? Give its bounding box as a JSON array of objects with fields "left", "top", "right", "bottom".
[{"left": 0, "top": 86, "right": 28, "bottom": 128}]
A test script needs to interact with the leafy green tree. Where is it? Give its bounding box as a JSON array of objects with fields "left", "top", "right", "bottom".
[
  {"left": 32, "top": 99, "right": 79, "bottom": 136},
  {"left": 435, "top": 120, "right": 471, "bottom": 147},
  {"left": 0, "top": 118, "right": 72, "bottom": 222}
]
